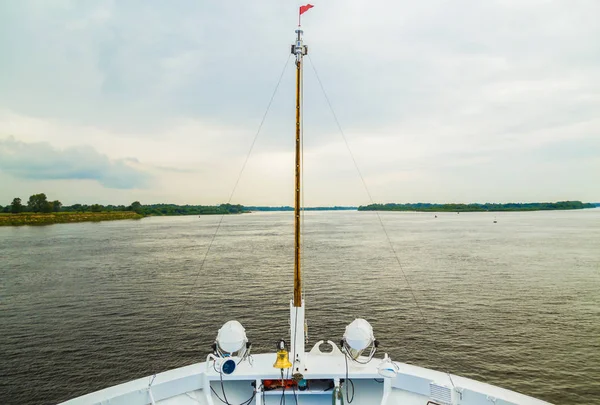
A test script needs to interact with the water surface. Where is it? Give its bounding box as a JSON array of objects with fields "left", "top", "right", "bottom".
[{"left": 1, "top": 209, "right": 599, "bottom": 404}]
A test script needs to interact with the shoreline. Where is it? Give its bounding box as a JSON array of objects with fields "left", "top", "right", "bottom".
[
  {"left": 358, "top": 201, "right": 596, "bottom": 212},
  {"left": 358, "top": 207, "right": 597, "bottom": 213},
  {"left": 0, "top": 212, "right": 143, "bottom": 226}
]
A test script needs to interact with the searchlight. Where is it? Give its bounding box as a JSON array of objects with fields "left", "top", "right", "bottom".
[
  {"left": 215, "top": 320, "right": 249, "bottom": 357},
  {"left": 342, "top": 318, "right": 377, "bottom": 361}
]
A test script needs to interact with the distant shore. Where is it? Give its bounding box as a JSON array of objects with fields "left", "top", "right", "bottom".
[
  {"left": 3, "top": 200, "right": 597, "bottom": 226},
  {"left": 358, "top": 201, "right": 596, "bottom": 212},
  {"left": 245, "top": 206, "right": 357, "bottom": 212},
  {"left": 0, "top": 212, "right": 143, "bottom": 226}
]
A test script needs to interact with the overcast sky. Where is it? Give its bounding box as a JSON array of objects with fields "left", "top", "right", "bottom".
[{"left": 1, "top": 0, "right": 598, "bottom": 206}]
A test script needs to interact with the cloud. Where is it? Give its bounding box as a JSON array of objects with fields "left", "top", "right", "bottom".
[
  {"left": 0, "top": 1, "right": 598, "bottom": 204},
  {"left": 0, "top": 137, "right": 151, "bottom": 189}
]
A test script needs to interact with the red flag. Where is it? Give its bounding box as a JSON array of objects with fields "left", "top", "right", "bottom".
[{"left": 299, "top": 4, "right": 314, "bottom": 15}]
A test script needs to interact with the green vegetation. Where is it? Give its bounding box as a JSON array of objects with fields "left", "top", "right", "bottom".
[
  {"left": 27, "top": 193, "right": 55, "bottom": 213},
  {"left": 0, "top": 212, "right": 142, "bottom": 226},
  {"left": 4, "top": 192, "right": 593, "bottom": 226},
  {"left": 1, "top": 193, "right": 248, "bottom": 225},
  {"left": 11, "top": 197, "right": 23, "bottom": 213},
  {"left": 135, "top": 203, "right": 245, "bottom": 216},
  {"left": 246, "top": 206, "right": 357, "bottom": 211},
  {"left": 61, "top": 202, "right": 245, "bottom": 216},
  {"left": 2, "top": 194, "right": 246, "bottom": 215},
  {"left": 358, "top": 201, "right": 595, "bottom": 212}
]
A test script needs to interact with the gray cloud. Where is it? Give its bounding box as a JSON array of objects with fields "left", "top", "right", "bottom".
[
  {"left": 0, "top": 137, "right": 151, "bottom": 189},
  {"left": 0, "top": 1, "right": 598, "bottom": 204},
  {"left": 1, "top": 1, "right": 597, "bottom": 140}
]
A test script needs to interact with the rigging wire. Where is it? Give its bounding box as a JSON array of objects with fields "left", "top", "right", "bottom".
[
  {"left": 305, "top": 54, "right": 427, "bottom": 324},
  {"left": 288, "top": 305, "right": 298, "bottom": 381},
  {"left": 172, "top": 52, "right": 293, "bottom": 334},
  {"left": 304, "top": 55, "right": 483, "bottom": 377},
  {"left": 227, "top": 53, "right": 293, "bottom": 205},
  {"left": 297, "top": 54, "right": 306, "bottom": 372},
  {"left": 148, "top": 54, "right": 293, "bottom": 384}
]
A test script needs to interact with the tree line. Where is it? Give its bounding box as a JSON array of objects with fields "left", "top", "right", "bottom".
[
  {"left": 3, "top": 195, "right": 595, "bottom": 215},
  {"left": 358, "top": 201, "right": 595, "bottom": 212},
  {"left": 245, "top": 206, "right": 357, "bottom": 211},
  {"left": 136, "top": 203, "right": 245, "bottom": 216},
  {"left": 3, "top": 194, "right": 63, "bottom": 214},
  {"left": 1, "top": 193, "right": 142, "bottom": 214},
  {"left": 1, "top": 194, "right": 245, "bottom": 216}
]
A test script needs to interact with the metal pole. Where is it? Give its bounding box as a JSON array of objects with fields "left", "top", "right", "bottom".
[{"left": 293, "top": 29, "right": 302, "bottom": 307}]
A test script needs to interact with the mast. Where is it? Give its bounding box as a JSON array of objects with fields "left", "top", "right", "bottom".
[
  {"left": 289, "top": 10, "right": 311, "bottom": 367},
  {"left": 293, "top": 28, "right": 307, "bottom": 308}
]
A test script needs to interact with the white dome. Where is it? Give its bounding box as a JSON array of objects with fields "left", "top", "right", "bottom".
[
  {"left": 216, "top": 320, "right": 247, "bottom": 354},
  {"left": 343, "top": 318, "right": 374, "bottom": 351}
]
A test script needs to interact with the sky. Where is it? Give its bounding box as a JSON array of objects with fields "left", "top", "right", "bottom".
[{"left": 0, "top": 0, "right": 598, "bottom": 206}]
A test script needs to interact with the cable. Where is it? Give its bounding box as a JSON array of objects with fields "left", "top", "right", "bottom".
[
  {"left": 226, "top": 54, "right": 293, "bottom": 204},
  {"left": 343, "top": 352, "right": 355, "bottom": 403},
  {"left": 147, "top": 54, "right": 293, "bottom": 382},
  {"left": 209, "top": 367, "right": 257, "bottom": 405},
  {"left": 220, "top": 367, "right": 228, "bottom": 403},
  {"left": 306, "top": 54, "right": 426, "bottom": 323},
  {"left": 300, "top": 53, "right": 306, "bottom": 307},
  {"left": 344, "top": 344, "right": 376, "bottom": 365},
  {"left": 210, "top": 386, "right": 256, "bottom": 405},
  {"left": 236, "top": 344, "right": 251, "bottom": 365},
  {"left": 280, "top": 369, "right": 286, "bottom": 405},
  {"left": 178, "top": 53, "right": 292, "bottom": 331},
  {"left": 306, "top": 54, "right": 483, "bottom": 380},
  {"left": 288, "top": 306, "right": 299, "bottom": 380}
]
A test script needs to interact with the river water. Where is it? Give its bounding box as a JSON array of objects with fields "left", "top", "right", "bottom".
[{"left": 1, "top": 209, "right": 599, "bottom": 404}]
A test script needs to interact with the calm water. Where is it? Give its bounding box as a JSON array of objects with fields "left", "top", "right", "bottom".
[{"left": 1, "top": 210, "right": 599, "bottom": 404}]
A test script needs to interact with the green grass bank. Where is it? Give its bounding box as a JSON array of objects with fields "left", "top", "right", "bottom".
[{"left": 0, "top": 211, "right": 143, "bottom": 226}]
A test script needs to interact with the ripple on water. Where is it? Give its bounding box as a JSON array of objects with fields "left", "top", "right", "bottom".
[{"left": 1, "top": 210, "right": 599, "bottom": 405}]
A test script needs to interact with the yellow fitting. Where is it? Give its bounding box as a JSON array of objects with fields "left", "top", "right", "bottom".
[{"left": 273, "top": 349, "right": 293, "bottom": 369}]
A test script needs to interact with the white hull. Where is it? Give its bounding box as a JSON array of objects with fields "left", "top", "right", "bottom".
[{"left": 59, "top": 345, "right": 551, "bottom": 405}]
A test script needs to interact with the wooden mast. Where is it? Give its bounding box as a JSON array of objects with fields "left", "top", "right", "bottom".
[{"left": 293, "top": 28, "right": 303, "bottom": 307}]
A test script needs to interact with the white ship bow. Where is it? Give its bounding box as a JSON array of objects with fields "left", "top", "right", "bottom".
[{"left": 58, "top": 7, "right": 553, "bottom": 405}]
